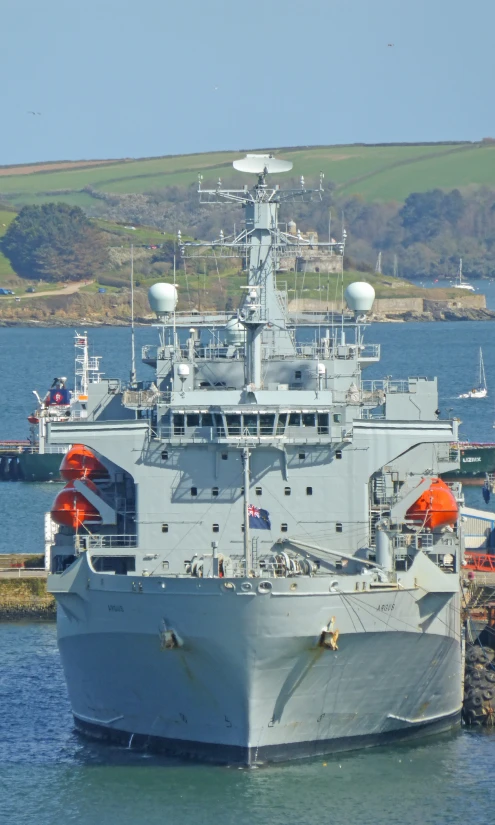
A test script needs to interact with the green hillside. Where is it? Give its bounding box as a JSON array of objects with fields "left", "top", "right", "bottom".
[
  {"left": 1, "top": 142, "right": 495, "bottom": 207},
  {"left": 0, "top": 209, "right": 17, "bottom": 281}
]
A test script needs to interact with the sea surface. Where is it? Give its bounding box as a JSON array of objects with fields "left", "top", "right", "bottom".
[{"left": 1, "top": 322, "right": 495, "bottom": 824}]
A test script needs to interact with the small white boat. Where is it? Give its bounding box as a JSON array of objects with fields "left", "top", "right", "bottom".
[
  {"left": 452, "top": 258, "right": 475, "bottom": 292},
  {"left": 459, "top": 347, "right": 487, "bottom": 398}
]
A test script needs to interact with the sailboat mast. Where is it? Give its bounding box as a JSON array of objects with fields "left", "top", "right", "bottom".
[{"left": 130, "top": 244, "right": 136, "bottom": 384}]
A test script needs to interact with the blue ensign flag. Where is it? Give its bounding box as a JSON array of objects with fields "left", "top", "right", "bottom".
[{"left": 248, "top": 505, "right": 271, "bottom": 530}]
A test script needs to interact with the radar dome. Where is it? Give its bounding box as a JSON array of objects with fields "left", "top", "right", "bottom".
[
  {"left": 148, "top": 283, "right": 178, "bottom": 317},
  {"left": 225, "top": 317, "right": 245, "bottom": 346},
  {"left": 344, "top": 282, "right": 375, "bottom": 313}
]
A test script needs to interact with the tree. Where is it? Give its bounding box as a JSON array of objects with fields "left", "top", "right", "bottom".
[{"left": 1, "top": 203, "right": 108, "bottom": 281}]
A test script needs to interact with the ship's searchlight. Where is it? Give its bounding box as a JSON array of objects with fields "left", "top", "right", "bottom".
[
  {"left": 344, "top": 282, "right": 375, "bottom": 317},
  {"left": 148, "top": 282, "right": 178, "bottom": 320}
]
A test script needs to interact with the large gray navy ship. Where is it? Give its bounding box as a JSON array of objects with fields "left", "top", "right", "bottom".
[{"left": 47, "top": 155, "right": 463, "bottom": 764}]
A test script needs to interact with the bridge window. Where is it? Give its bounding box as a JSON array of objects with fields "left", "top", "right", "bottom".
[
  {"left": 276, "top": 413, "right": 287, "bottom": 435},
  {"left": 243, "top": 414, "right": 258, "bottom": 435},
  {"left": 226, "top": 414, "right": 241, "bottom": 435},
  {"left": 173, "top": 414, "right": 185, "bottom": 435},
  {"left": 289, "top": 412, "right": 301, "bottom": 426},
  {"left": 215, "top": 414, "right": 226, "bottom": 437},
  {"left": 302, "top": 413, "right": 316, "bottom": 427},
  {"left": 186, "top": 413, "right": 200, "bottom": 427},
  {"left": 202, "top": 413, "right": 214, "bottom": 427},
  {"left": 260, "top": 414, "right": 275, "bottom": 436},
  {"left": 306, "top": 487, "right": 313, "bottom": 496},
  {"left": 333, "top": 413, "right": 342, "bottom": 423},
  {"left": 191, "top": 487, "right": 198, "bottom": 497},
  {"left": 162, "top": 524, "right": 169, "bottom": 533},
  {"left": 212, "top": 487, "right": 219, "bottom": 497},
  {"left": 317, "top": 413, "right": 329, "bottom": 434}
]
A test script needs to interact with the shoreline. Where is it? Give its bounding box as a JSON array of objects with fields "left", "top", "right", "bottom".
[{"left": 1, "top": 310, "right": 495, "bottom": 328}]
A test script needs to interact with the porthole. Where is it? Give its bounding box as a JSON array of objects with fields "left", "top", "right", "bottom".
[
  {"left": 284, "top": 487, "right": 291, "bottom": 496},
  {"left": 298, "top": 452, "right": 306, "bottom": 460},
  {"left": 212, "top": 524, "right": 219, "bottom": 533},
  {"left": 336, "top": 522, "right": 343, "bottom": 533},
  {"left": 191, "top": 487, "right": 198, "bottom": 497},
  {"left": 306, "top": 487, "right": 313, "bottom": 496},
  {"left": 255, "top": 486, "right": 262, "bottom": 496},
  {"left": 161, "top": 450, "right": 168, "bottom": 461},
  {"left": 162, "top": 524, "right": 169, "bottom": 533},
  {"left": 335, "top": 450, "right": 342, "bottom": 460},
  {"left": 212, "top": 487, "right": 219, "bottom": 497},
  {"left": 221, "top": 453, "right": 228, "bottom": 461},
  {"left": 281, "top": 523, "right": 288, "bottom": 532}
]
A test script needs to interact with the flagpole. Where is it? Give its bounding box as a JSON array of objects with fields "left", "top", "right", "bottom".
[{"left": 243, "top": 447, "right": 251, "bottom": 574}]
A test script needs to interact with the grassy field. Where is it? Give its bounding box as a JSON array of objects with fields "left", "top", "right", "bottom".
[
  {"left": 1, "top": 142, "right": 495, "bottom": 208},
  {"left": 0, "top": 209, "right": 18, "bottom": 282}
]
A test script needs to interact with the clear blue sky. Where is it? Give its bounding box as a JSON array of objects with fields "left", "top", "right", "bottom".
[{"left": 1, "top": 0, "right": 494, "bottom": 165}]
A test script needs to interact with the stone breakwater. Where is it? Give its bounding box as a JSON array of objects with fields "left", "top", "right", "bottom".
[
  {"left": 0, "top": 579, "right": 55, "bottom": 621},
  {"left": 289, "top": 294, "right": 495, "bottom": 322}
]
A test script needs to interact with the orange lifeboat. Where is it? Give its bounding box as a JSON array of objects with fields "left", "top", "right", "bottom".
[
  {"left": 406, "top": 477, "right": 458, "bottom": 530},
  {"left": 60, "top": 444, "right": 109, "bottom": 481},
  {"left": 27, "top": 414, "right": 39, "bottom": 425},
  {"left": 51, "top": 479, "right": 102, "bottom": 528}
]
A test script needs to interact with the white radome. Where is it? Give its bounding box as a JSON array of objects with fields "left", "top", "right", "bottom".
[
  {"left": 148, "top": 283, "right": 178, "bottom": 316},
  {"left": 344, "top": 282, "right": 375, "bottom": 313},
  {"left": 225, "top": 317, "right": 245, "bottom": 346}
]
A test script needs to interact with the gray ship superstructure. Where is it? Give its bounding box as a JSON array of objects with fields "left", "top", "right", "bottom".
[{"left": 47, "top": 155, "right": 463, "bottom": 764}]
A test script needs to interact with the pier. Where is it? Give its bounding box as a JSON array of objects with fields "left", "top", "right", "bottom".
[
  {"left": 0, "top": 441, "right": 30, "bottom": 481},
  {"left": 0, "top": 554, "right": 53, "bottom": 620}
]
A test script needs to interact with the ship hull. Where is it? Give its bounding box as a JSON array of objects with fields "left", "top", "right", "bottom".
[
  {"left": 73, "top": 709, "right": 461, "bottom": 763},
  {"left": 17, "top": 451, "right": 63, "bottom": 482},
  {"left": 53, "top": 564, "right": 462, "bottom": 765},
  {"left": 441, "top": 445, "right": 495, "bottom": 485}
]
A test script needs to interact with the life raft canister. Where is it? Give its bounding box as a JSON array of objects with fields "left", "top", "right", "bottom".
[
  {"left": 60, "top": 444, "right": 109, "bottom": 481},
  {"left": 51, "top": 478, "right": 102, "bottom": 528},
  {"left": 406, "top": 477, "right": 458, "bottom": 530}
]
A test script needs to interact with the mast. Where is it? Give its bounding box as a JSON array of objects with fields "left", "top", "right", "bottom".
[
  {"left": 130, "top": 244, "right": 136, "bottom": 384},
  {"left": 183, "top": 156, "right": 341, "bottom": 390}
]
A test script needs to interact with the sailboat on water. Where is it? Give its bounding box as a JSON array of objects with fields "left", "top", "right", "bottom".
[
  {"left": 459, "top": 347, "right": 487, "bottom": 398},
  {"left": 452, "top": 258, "right": 475, "bottom": 292}
]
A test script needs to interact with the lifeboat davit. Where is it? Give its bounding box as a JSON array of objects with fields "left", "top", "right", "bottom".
[
  {"left": 406, "top": 477, "right": 458, "bottom": 530},
  {"left": 60, "top": 444, "right": 109, "bottom": 481},
  {"left": 51, "top": 479, "right": 102, "bottom": 528}
]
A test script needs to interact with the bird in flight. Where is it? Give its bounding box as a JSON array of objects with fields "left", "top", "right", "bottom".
[
  {"left": 27, "top": 111, "right": 41, "bottom": 115},
  {"left": 387, "top": 43, "right": 394, "bottom": 47}
]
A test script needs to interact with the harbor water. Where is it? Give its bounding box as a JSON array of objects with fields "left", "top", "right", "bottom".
[{"left": 1, "top": 322, "right": 495, "bottom": 824}]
